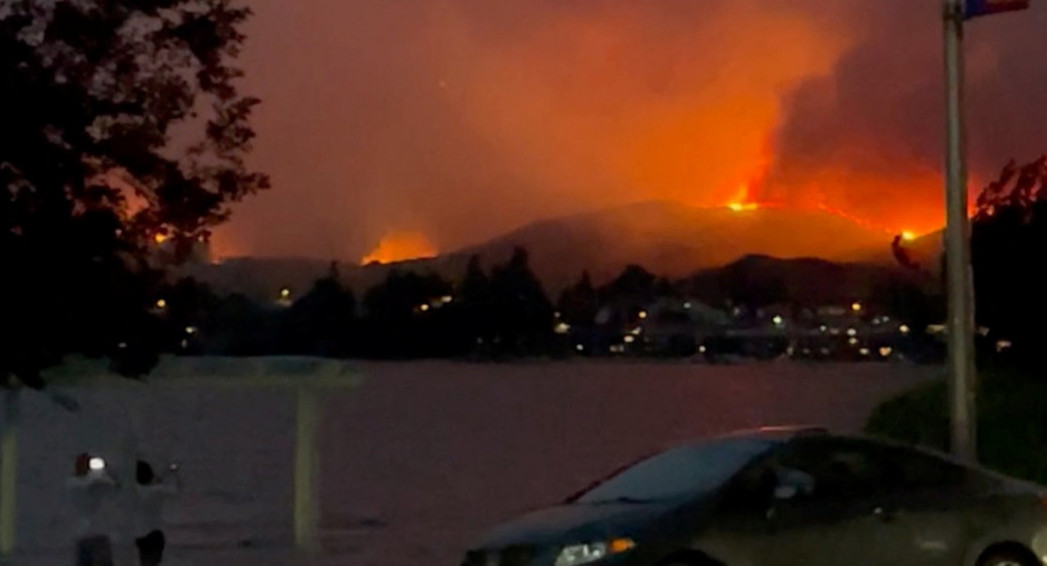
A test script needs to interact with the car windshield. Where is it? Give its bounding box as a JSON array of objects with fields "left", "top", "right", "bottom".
[{"left": 573, "top": 438, "right": 775, "bottom": 504}]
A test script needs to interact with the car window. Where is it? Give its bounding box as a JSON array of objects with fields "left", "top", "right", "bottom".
[
  {"left": 573, "top": 438, "right": 775, "bottom": 504},
  {"left": 775, "top": 439, "right": 893, "bottom": 501},
  {"left": 883, "top": 447, "right": 967, "bottom": 489}
]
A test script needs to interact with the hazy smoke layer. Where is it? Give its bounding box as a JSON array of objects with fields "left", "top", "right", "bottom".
[{"left": 216, "top": 0, "right": 1047, "bottom": 260}]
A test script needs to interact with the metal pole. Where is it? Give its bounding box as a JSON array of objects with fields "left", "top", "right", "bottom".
[{"left": 943, "top": 0, "right": 977, "bottom": 462}]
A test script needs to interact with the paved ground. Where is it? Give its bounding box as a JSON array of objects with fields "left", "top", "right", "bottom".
[{"left": 9, "top": 360, "right": 938, "bottom": 566}]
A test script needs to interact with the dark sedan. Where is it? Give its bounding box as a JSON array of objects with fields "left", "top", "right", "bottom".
[{"left": 461, "top": 426, "right": 1047, "bottom": 566}]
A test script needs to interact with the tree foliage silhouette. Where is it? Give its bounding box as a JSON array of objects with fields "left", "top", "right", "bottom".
[
  {"left": 361, "top": 269, "right": 453, "bottom": 358},
  {"left": 1, "top": 0, "right": 268, "bottom": 387},
  {"left": 557, "top": 271, "right": 599, "bottom": 327},
  {"left": 456, "top": 255, "right": 496, "bottom": 354},
  {"left": 489, "top": 248, "right": 554, "bottom": 356},
  {"left": 971, "top": 155, "right": 1047, "bottom": 365},
  {"left": 281, "top": 263, "right": 356, "bottom": 357}
]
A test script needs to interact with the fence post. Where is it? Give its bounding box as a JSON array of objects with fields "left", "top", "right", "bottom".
[
  {"left": 1, "top": 390, "right": 20, "bottom": 557},
  {"left": 294, "top": 387, "right": 320, "bottom": 552}
]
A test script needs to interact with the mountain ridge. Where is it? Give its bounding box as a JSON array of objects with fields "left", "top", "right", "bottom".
[{"left": 186, "top": 201, "right": 916, "bottom": 299}]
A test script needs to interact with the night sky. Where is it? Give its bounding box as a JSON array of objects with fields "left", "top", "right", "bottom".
[{"left": 215, "top": 0, "right": 1047, "bottom": 262}]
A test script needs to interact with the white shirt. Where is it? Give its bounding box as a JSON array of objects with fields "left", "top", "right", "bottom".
[
  {"left": 65, "top": 473, "right": 118, "bottom": 539},
  {"left": 134, "top": 481, "right": 179, "bottom": 536}
]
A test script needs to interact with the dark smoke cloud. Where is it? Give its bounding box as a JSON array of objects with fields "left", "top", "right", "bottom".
[
  {"left": 215, "top": 0, "right": 1047, "bottom": 260},
  {"left": 762, "top": 1, "right": 1047, "bottom": 233}
]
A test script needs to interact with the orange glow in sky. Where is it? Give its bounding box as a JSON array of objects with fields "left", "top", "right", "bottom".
[
  {"left": 216, "top": 0, "right": 1039, "bottom": 260},
  {"left": 360, "top": 231, "right": 438, "bottom": 265}
]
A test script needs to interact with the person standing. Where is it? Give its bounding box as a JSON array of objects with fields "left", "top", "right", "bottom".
[
  {"left": 66, "top": 453, "right": 119, "bottom": 566},
  {"left": 133, "top": 460, "right": 180, "bottom": 566}
]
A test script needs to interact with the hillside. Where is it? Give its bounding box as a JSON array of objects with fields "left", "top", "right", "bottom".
[
  {"left": 450, "top": 201, "right": 895, "bottom": 290},
  {"left": 182, "top": 201, "right": 903, "bottom": 299},
  {"left": 682, "top": 255, "right": 929, "bottom": 308}
]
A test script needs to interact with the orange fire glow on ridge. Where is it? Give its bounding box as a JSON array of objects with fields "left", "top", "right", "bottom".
[
  {"left": 721, "top": 180, "right": 936, "bottom": 240},
  {"left": 360, "top": 231, "right": 439, "bottom": 265}
]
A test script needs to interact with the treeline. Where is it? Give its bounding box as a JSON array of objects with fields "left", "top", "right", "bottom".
[
  {"left": 161, "top": 249, "right": 556, "bottom": 360},
  {"left": 971, "top": 156, "right": 1047, "bottom": 369},
  {"left": 149, "top": 248, "right": 945, "bottom": 361}
]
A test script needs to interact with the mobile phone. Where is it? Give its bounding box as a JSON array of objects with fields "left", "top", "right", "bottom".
[{"left": 88, "top": 457, "right": 106, "bottom": 471}]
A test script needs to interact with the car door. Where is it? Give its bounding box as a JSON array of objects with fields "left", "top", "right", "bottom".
[
  {"left": 751, "top": 438, "right": 904, "bottom": 566},
  {"left": 866, "top": 446, "right": 973, "bottom": 566}
]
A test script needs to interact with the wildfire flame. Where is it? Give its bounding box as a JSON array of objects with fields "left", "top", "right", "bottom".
[
  {"left": 722, "top": 180, "right": 931, "bottom": 239},
  {"left": 726, "top": 182, "right": 763, "bottom": 212},
  {"left": 360, "top": 231, "right": 438, "bottom": 265}
]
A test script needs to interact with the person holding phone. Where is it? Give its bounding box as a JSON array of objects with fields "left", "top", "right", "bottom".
[
  {"left": 133, "top": 460, "right": 181, "bottom": 566},
  {"left": 66, "top": 452, "right": 119, "bottom": 566}
]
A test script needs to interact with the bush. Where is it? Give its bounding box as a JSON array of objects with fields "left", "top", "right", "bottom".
[{"left": 866, "top": 374, "right": 1047, "bottom": 485}]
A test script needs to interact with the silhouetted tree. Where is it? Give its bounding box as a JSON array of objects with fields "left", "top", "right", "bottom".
[
  {"left": 654, "top": 277, "right": 680, "bottom": 299},
  {"left": 281, "top": 262, "right": 356, "bottom": 357},
  {"left": 600, "top": 265, "right": 657, "bottom": 306},
  {"left": 489, "top": 248, "right": 554, "bottom": 356},
  {"left": 204, "top": 293, "right": 279, "bottom": 356},
  {"left": 557, "top": 271, "right": 599, "bottom": 327},
  {"left": 2, "top": 1, "right": 267, "bottom": 388},
  {"left": 971, "top": 155, "right": 1047, "bottom": 366},
  {"left": 361, "top": 270, "right": 453, "bottom": 358},
  {"left": 456, "top": 255, "right": 495, "bottom": 355}
]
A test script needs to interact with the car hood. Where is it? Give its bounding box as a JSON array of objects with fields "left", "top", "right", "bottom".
[{"left": 477, "top": 496, "right": 712, "bottom": 549}]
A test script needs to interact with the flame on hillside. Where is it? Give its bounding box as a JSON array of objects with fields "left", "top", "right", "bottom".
[
  {"left": 360, "top": 231, "right": 438, "bottom": 265},
  {"left": 721, "top": 179, "right": 933, "bottom": 240}
]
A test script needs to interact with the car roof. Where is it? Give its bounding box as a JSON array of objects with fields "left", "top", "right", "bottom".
[
  {"left": 724, "top": 427, "right": 965, "bottom": 467},
  {"left": 720, "top": 425, "right": 831, "bottom": 441},
  {"left": 660, "top": 425, "right": 829, "bottom": 452}
]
